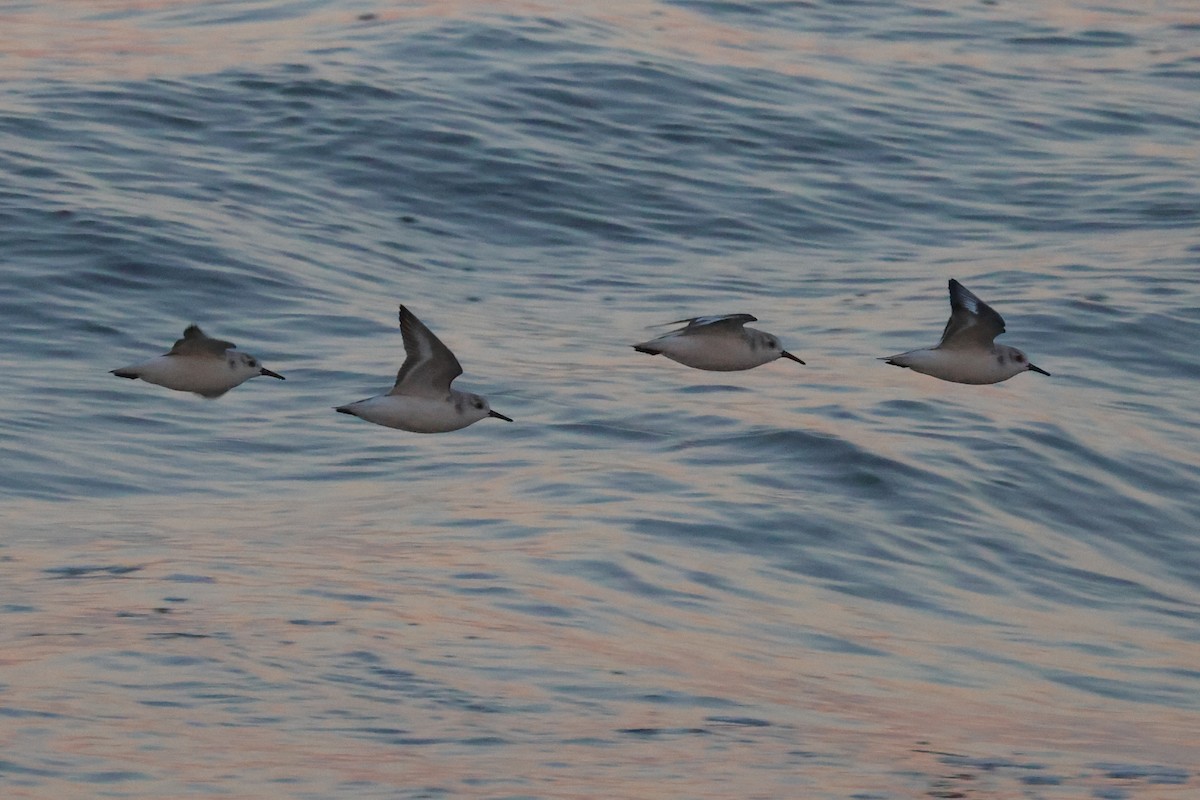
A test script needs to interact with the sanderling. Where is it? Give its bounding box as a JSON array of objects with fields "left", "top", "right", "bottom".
[
  {"left": 884, "top": 279, "right": 1049, "bottom": 384},
  {"left": 335, "top": 305, "right": 512, "bottom": 433},
  {"left": 111, "top": 324, "right": 284, "bottom": 398},
  {"left": 633, "top": 313, "right": 805, "bottom": 372}
]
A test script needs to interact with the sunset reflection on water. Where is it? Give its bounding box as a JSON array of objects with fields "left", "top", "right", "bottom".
[
  {"left": 2, "top": 0, "right": 1198, "bottom": 797},
  {"left": 8, "top": 0, "right": 1193, "bottom": 84},
  {"left": 4, "top": 480, "right": 1198, "bottom": 796}
]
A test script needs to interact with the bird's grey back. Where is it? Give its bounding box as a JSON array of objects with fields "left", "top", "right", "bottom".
[{"left": 167, "top": 325, "right": 237, "bottom": 357}]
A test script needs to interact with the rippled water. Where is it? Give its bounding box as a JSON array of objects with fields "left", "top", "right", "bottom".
[{"left": 2, "top": 1, "right": 1198, "bottom": 797}]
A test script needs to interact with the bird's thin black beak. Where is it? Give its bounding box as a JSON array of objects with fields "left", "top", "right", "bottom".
[
  {"left": 488, "top": 409, "right": 513, "bottom": 422},
  {"left": 1028, "top": 364, "right": 1050, "bottom": 376},
  {"left": 260, "top": 368, "right": 285, "bottom": 380},
  {"left": 781, "top": 351, "right": 806, "bottom": 365}
]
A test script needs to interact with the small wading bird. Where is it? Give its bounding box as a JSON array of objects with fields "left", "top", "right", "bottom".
[
  {"left": 884, "top": 279, "right": 1049, "bottom": 384},
  {"left": 633, "top": 313, "right": 805, "bottom": 372},
  {"left": 335, "top": 305, "right": 512, "bottom": 433},
  {"left": 111, "top": 325, "right": 284, "bottom": 398}
]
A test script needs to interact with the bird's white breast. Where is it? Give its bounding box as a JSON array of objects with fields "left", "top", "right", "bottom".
[
  {"left": 129, "top": 355, "right": 251, "bottom": 396},
  {"left": 890, "top": 347, "right": 1023, "bottom": 385},
  {"left": 656, "top": 330, "right": 777, "bottom": 371},
  {"left": 341, "top": 393, "right": 484, "bottom": 433}
]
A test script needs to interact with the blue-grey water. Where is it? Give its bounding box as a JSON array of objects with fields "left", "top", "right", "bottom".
[{"left": 2, "top": 1, "right": 1198, "bottom": 797}]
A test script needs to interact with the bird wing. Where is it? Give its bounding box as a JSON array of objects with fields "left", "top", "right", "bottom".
[
  {"left": 167, "top": 325, "right": 236, "bottom": 356},
  {"left": 938, "top": 279, "right": 1006, "bottom": 349},
  {"left": 655, "top": 313, "right": 758, "bottom": 332},
  {"left": 389, "top": 306, "right": 463, "bottom": 397}
]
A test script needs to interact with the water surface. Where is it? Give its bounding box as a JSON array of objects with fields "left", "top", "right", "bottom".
[{"left": 1, "top": 1, "right": 1198, "bottom": 797}]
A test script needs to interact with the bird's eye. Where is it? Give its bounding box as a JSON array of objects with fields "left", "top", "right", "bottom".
[
  {"left": 473, "top": 400, "right": 484, "bottom": 409},
  {"left": 1015, "top": 354, "right": 1025, "bottom": 363},
  {"left": 248, "top": 358, "right": 258, "bottom": 367}
]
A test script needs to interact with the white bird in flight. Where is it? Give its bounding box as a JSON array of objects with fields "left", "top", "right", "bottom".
[
  {"left": 633, "top": 313, "right": 805, "bottom": 372},
  {"left": 884, "top": 279, "right": 1049, "bottom": 384},
  {"left": 335, "top": 305, "right": 512, "bottom": 433},
  {"left": 111, "top": 324, "right": 284, "bottom": 398}
]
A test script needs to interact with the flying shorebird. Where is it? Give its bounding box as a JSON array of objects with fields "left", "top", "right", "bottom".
[
  {"left": 884, "top": 279, "right": 1049, "bottom": 384},
  {"left": 111, "top": 324, "right": 284, "bottom": 398},
  {"left": 335, "top": 305, "right": 512, "bottom": 432},
  {"left": 632, "top": 313, "right": 805, "bottom": 372}
]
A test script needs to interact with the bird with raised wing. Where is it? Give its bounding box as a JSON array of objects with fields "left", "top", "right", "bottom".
[
  {"left": 336, "top": 306, "right": 512, "bottom": 432},
  {"left": 884, "top": 279, "right": 1049, "bottom": 384}
]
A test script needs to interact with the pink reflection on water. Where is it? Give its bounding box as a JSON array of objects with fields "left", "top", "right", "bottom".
[
  {"left": 3, "top": 0, "right": 1196, "bottom": 85},
  {"left": 3, "top": 491, "right": 1198, "bottom": 797}
]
